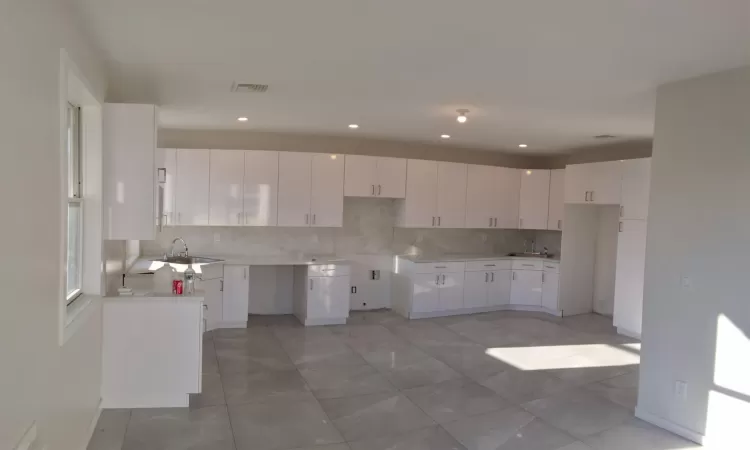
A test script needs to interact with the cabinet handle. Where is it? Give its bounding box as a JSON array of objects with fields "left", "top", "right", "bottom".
[
  {"left": 237, "top": 212, "right": 241, "bottom": 224},
  {"left": 435, "top": 275, "right": 440, "bottom": 285},
  {"left": 435, "top": 266, "right": 447, "bottom": 269},
  {"left": 519, "top": 218, "right": 524, "bottom": 228},
  {"left": 244, "top": 268, "right": 247, "bottom": 279},
  {"left": 542, "top": 273, "right": 546, "bottom": 283},
  {"left": 484, "top": 264, "right": 496, "bottom": 267},
  {"left": 620, "top": 206, "right": 624, "bottom": 217},
  {"left": 590, "top": 191, "right": 595, "bottom": 202},
  {"left": 313, "top": 214, "right": 316, "bottom": 225},
  {"left": 310, "top": 278, "right": 313, "bottom": 290},
  {"left": 558, "top": 219, "right": 562, "bottom": 230},
  {"left": 494, "top": 218, "right": 498, "bottom": 227},
  {"left": 305, "top": 213, "right": 309, "bottom": 224},
  {"left": 522, "top": 264, "right": 534, "bottom": 267},
  {"left": 485, "top": 272, "right": 489, "bottom": 282},
  {"left": 220, "top": 280, "right": 223, "bottom": 291},
  {"left": 489, "top": 217, "right": 493, "bottom": 227},
  {"left": 372, "top": 185, "right": 376, "bottom": 196},
  {"left": 378, "top": 185, "right": 382, "bottom": 196},
  {"left": 619, "top": 222, "right": 623, "bottom": 232},
  {"left": 491, "top": 272, "right": 495, "bottom": 282},
  {"left": 584, "top": 191, "right": 588, "bottom": 202},
  {"left": 513, "top": 272, "right": 516, "bottom": 281},
  {"left": 178, "top": 212, "right": 181, "bottom": 224},
  {"left": 442, "top": 274, "right": 446, "bottom": 285},
  {"left": 437, "top": 216, "right": 441, "bottom": 226}
]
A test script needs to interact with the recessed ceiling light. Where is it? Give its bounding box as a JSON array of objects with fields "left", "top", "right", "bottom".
[
  {"left": 519, "top": 144, "right": 528, "bottom": 148},
  {"left": 348, "top": 124, "right": 359, "bottom": 129},
  {"left": 330, "top": 154, "right": 338, "bottom": 160},
  {"left": 456, "top": 109, "right": 469, "bottom": 124},
  {"left": 526, "top": 170, "right": 533, "bottom": 175},
  {"left": 441, "top": 134, "right": 451, "bottom": 139},
  {"left": 237, "top": 117, "right": 248, "bottom": 122}
]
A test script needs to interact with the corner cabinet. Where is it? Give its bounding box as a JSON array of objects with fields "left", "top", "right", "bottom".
[
  {"left": 344, "top": 155, "right": 406, "bottom": 198},
  {"left": 278, "top": 152, "right": 344, "bottom": 227},
  {"left": 104, "top": 103, "right": 157, "bottom": 240}
]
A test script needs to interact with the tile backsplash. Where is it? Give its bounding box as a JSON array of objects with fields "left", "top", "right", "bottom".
[{"left": 141, "top": 198, "right": 561, "bottom": 259}]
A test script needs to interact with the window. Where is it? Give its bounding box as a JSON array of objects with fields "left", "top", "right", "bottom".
[{"left": 66, "top": 102, "right": 83, "bottom": 304}]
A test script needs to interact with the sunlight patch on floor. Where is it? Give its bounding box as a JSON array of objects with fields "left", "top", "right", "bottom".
[{"left": 485, "top": 343, "right": 641, "bottom": 371}]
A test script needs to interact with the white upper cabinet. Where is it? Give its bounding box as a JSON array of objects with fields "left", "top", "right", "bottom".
[
  {"left": 547, "top": 169, "right": 565, "bottom": 231},
  {"left": 277, "top": 152, "right": 344, "bottom": 227},
  {"left": 209, "top": 150, "right": 245, "bottom": 226},
  {"left": 310, "top": 154, "right": 345, "bottom": 227},
  {"left": 156, "top": 148, "right": 177, "bottom": 226},
  {"left": 400, "top": 159, "right": 438, "bottom": 227},
  {"left": 564, "top": 161, "right": 622, "bottom": 205},
  {"left": 175, "top": 150, "right": 210, "bottom": 225},
  {"left": 436, "top": 162, "right": 467, "bottom": 228},
  {"left": 375, "top": 157, "right": 407, "bottom": 198},
  {"left": 104, "top": 103, "right": 157, "bottom": 240},
  {"left": 620, "top": 158, "right": 651, "bottom": 220},
  {"left": 277, "top": 152, "right": 313, "bottom": 227},
  {"left": 344, "top": 155, "right": 406, "bottom": 198},
  {"left": 465, "top": 165, "right": 519, "bottom": 229},
  {"left": 243, "top": 150, "right": 279, "bottom": 226},
  {"left": 518, "top": 169, "right": 551, "bottom": 230}
]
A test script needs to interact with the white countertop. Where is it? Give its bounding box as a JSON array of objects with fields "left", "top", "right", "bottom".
[
  {"left": 130, "top": 254, "right": 349, "bottom": 274},
  {"left": 106, "top": 273, "right": 205, "bottom": 300},
  {"left": 398, "top": 254, "right": 560, "bottom": 263}
]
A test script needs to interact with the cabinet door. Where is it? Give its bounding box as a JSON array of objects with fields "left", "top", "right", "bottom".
[
  {"left": 411, "top": 273, "right": 440, "bottom": 313},
  {"left": 209, "top": 150, "right": 245, "bottom": 226},
  {"left": 436, "top": 162, "right": 467, "bottom": 228},
  {"left": 547, "top": 169, "right": 565, "bottom": 231},
  {"left": 344, "top": 155, "right": 377, "bottom": 197},
  {"left": 510, "top": 270, "right": 543, "bottom": 306},
  {"left": 465, "top": 165, "right": 499, "bottom": 228},
  {"left": 376, "top": 157, "right": 407, "bottom": 198},
  {"left": 541, "top": 271, "right": 560, "bottom": 311},
  {"left": 244, "top": 150, "right": 279, "bottom": 226},
  {"left": 175, "top": 150, "right": 210, "bottom": 225},
  {"left": 519, "top": 169, "right": 551, "bottom": 230},
  {"left": 403, "top": 160, "right": 438, "bottom": 227},
  {"left": 310, "top": 154, "right": 345, "bottom": 227},
  {"left": 620, "top": 158, "right": 651, "bottom": 220},
  {"left": 222, "top": 265, "right": 249, "bottom": 324},
  {"left": 308, "top": 276, "right": 350, "bottom": 319},
  {"left": 462, "top": 271, "right": 489, "bottom": 308},
  {"left": 156, "top": 148, "right": 177, "bottom": 226},
  {"left": 488, "top": 270, "right": 512, "bottom": 306},
  {"left": 438, "top": 272, "right": 465, "bottom": 311},
  {"left": 564, "top": 163, "right": 590, "bottom": 204},
  {"left": 496, "top": 167, "right": 521, "bottom": 229},
  {"left": 200, "top": 278, "right": 223, "bottom": 331},
  {"left": 613, "top": 219, "right": 648, "bottom": 336},
  {"left": 277, "top": 152, "right": 312, "bottom": 226},
  {"left": 589, "top": 161, "right": 623, "bottom": 205}
]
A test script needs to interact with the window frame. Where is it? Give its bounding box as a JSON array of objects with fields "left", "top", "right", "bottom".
[{"left": 66, "top": 102, "right": 84, "bottom": 305}]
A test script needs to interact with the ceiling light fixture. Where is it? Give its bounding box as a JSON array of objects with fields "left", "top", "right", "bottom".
[
  {"left": 237, "top": 117, "right": 248, "bottom": 122},
  {"left": 441, "top": 134, "right": 451, "bottom": 139},
  {"left": 519, "top": 144, "right": 528, "bottom": 148},
  {"left": 456, "top": 109, "right": 469, "bottom": 124},
  {"left": 348, "top": 124, "right": 359, "bottom": 129}
]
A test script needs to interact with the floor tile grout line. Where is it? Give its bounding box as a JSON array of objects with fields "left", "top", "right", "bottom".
[{"left": 208, "top": 335, "right": 241, "bottom": 450}]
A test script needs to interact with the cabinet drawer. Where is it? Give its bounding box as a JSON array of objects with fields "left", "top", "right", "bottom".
[
  {"left": 465, "top": 260, "right": 512, "bottom": 272},
  {"left": 511, "top": 259, "right": 543, "bottom": 271},
  {"left": 414, "top": 262, "right": 466, "bottom": 274},
  {"left": 542, "top": 262, "right": 559, "bottom": 273},
  {"left": 308, "top": 264, "right": 350, "bottom": 277}
]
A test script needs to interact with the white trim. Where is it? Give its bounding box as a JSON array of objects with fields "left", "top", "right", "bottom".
[
  {"left": 617, "top": 327, "right": 642, "bottom": 340},
  {"left": 408, "top": 304, "right": 563, "bottom": 320},
  {"left": 303, "top": 316, "right": 348, "bottom": 326},
  {"left": 82, "top": 399, "right": 103, "bottom": 450},
  {"left": 102, "top": 393, "right": 189, "bottom": 409},
  {"left": 215, "top": 320, "right": 248, "bottom": 329},
  {"left": 635, "top": 407, "right": 705, "bottom": 445}
]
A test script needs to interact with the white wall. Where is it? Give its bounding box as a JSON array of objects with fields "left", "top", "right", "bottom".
[
  {"left": 637, "top": 66, "right": 750, "bottom": 446},
  {"left": 0, "top": 1, "right": 107, "bottom": 449}
]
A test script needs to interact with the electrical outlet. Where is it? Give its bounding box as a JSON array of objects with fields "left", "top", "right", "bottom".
[
  {"left": 371, "top": 270, "right": 380, "bottom": 280},
  {"left": 213, "top": 233, "right": 221, "bottom": 243},
  {"left": 351, "top": 286, "right": 357, "bottom": 294},
  {"left": 675, "top": 380, "right": 688, "bottom": 401}
]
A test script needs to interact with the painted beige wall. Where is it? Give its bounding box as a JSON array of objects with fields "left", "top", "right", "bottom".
[
  {"left": 638, "top": 66, "right": 750, "bottom": 446},
  {"left": 158, "top": 129, "right": 551, "bottom": 169},
  {"left": 548, "top": 140, "right": 653, "bottom": 168},
  {"left": 0, "top": 1, "right": 108, "bottom": 449}
]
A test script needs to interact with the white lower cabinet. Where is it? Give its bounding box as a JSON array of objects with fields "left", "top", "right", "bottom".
[
  {"left": 510, "top": 270, "right": 543, "bottom": 306},
  {"left": 294, "top": 264, "right": 351, "bottom": 326},
  {"left": 438, "top": 272, "right": 465, "bottom": 311},
  {"left": 541, "top": 268, "right": 560, "bottom": 311},
  {"left": 464, "top": 263, "right": 512, "bottom": 309},
  {"left": 488, "top": 270, "right": 512, "bottom": 306},
  {"left": 412, "top": 273, "right": 440, "bottom": 313},
  {"left": 201, "top": 278, "right": 223, "bottom": 331},
  {"left": 463, "top": 271, "right": 491, "bottom": 309},
  {"left": 222, "top": 265, "right": 250, "bottom": 327}
]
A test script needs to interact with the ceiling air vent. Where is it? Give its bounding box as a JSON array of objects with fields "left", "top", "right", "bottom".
[
  {"left": 231, "top": 82, "right": 269, "bottom": 93},
  {"left": 594, "top": 134, "right": 617, "bottom": 139}
]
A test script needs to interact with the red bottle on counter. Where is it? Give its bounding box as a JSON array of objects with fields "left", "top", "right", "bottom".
[{"left": 172, "top": 279, "right": 183, "bottom": 295}]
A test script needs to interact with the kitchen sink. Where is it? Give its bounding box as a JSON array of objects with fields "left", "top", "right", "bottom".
[
  {"left": 507, "top": 252, "right": 555, "bottom": 258},
  {"left": 149, "top": 255, "right": 224, "bottom": 265}
]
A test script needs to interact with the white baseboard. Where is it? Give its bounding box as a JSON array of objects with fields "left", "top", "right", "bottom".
[
  {"left": 304, "top": 316, "right": 347, "bottom": 326},
  {"left": 635, "top": 407, "right": 705, "bottom": 445},
  {"left": 215, "top": 320, "right": 247, "bottom": 329},
  {"left": 102, "top": 393, "right": 189, "bottom": 409},
  {"left": 409, "top": 304, "right": 563, "bottom": 320},
  {"left": 617, "top": 327, "right": 642, "bottom": 340},
  {"left": 83, "top": 398, "right": 103, "bottom": 449}
]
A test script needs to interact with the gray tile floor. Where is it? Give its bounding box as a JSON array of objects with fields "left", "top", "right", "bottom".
[{"left": 88, "top": 311, "right": 701, "bottom": 450}]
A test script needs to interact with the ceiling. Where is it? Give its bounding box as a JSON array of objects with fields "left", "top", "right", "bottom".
[{"left": 74, "top": 0, "right": 750, "bottom": 154}]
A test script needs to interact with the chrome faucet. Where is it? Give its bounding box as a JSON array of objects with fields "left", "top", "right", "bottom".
[{"left": 168, "top": 237, "right": 189, "bottom": 258}]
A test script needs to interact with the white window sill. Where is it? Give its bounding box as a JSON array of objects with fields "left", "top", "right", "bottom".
[{"left": 61, "top": 293, "right": 101, "bottom": 345}]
